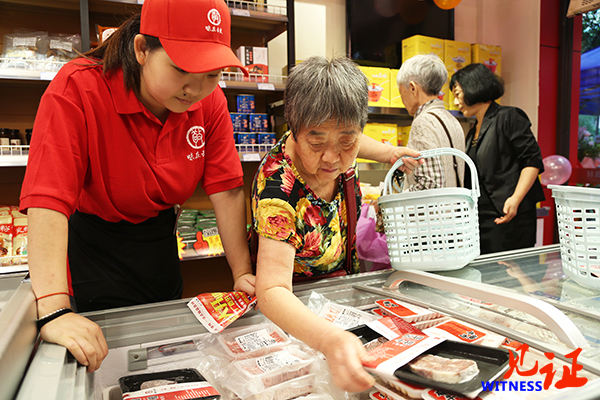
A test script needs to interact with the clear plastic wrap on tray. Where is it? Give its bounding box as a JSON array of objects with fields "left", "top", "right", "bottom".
[
  {"left": 196, "top": 319, "right": 352, "bottom": 400},
  {"left": 225, "top": 347, "right": 316, "bottom": 396},
  {"left": 375, "top": 298, "right": 443, "bottom": 323},
  {"left": 244, "top": 373, "right": 316, "bottom": 400},
  {"left": 218, "top": 322, "right": 291, "bottom": 359},
  {"left": 308, "top": 291, "right": 379, "bottom": 330}
]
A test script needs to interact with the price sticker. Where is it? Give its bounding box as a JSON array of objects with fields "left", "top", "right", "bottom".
[
  {"left": 40, "top": 72, "right": 57, "bottom": 81},
  {"left": 242, "top": 153, "right": 262, "bottom": 162},
  {"left": 232, "top": 9, "right": 251, "bottom": 17},
  {"left": 257, "top": 83, "right": 275, "bottom": 91}
]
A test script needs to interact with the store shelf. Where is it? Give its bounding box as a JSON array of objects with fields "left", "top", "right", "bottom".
[
  {"left": 0, "top": 263, "right": 28, "bottom": 274},
  {"left": 0, "top": 146, "right": 29, "bottom": 167},
  {"left": 220, "top": 72, "right": 287, "bottom": 91},
  {"left": 236, "top": 143, "right": 273, "bottom": 161},
  {"left": 0, "top": 59, "right": 66, "bottom": 82},
  {"left": 0, "top": 145, "right": 272, "bottom": 167},
  {"left": 368, "top": 106, "right": 475, "bottom": 123},
  {"left": 181, "top": 250, "right": 225, "bottom": 262}
]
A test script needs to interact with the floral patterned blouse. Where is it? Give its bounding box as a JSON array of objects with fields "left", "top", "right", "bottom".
[{"left": 251, "top": 131, "right": 361, "bottom": 277}]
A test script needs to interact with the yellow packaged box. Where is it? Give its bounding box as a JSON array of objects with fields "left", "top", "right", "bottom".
[
  {"left": 357, "top": 123, "right": 397, "bottom": 163},
  {"left": 471, "top": 43, "right": 502, "bottom": 76},
  {"left": 397, "top": 125, "right": 411, "bottom": 147},
  {"left": 389, "top": 69, "right": 405, "bottom": 108},
  {"left": 402, "top": 35, "right": 444, "bottom": 63},
  {"left": 444, "top": 40, "right": 471, "bottom": 110},
  {"left": 359, "top": 66, "right": 391, "bottom": 108}
]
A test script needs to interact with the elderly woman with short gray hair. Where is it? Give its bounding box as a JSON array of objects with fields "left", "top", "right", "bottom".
[
  {"left": 397, "top": 54, "right": 465, "bottom": 191},
  {"left": 249, "top": 56, "right": 421, "bottom": 393}
]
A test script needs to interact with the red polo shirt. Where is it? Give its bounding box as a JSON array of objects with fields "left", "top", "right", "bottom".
[{"left": 20, "top": 59, "right": 243, "bottom": 223}]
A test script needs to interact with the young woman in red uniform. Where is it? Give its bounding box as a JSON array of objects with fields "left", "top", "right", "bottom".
[{"left": 19, "top": 0, "right": 255, "bottom": 372}]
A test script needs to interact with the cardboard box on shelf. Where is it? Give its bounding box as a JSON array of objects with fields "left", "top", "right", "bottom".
[
  {"left": 236, "top": 46, "right": 269, "bottom": 82},
  {"left": 389, "top": 69, "right": 405, "bottom": 109},
  {"left": 401, "top": 35, "right": 444, "bottom": 63},
  {"left": 471, "top": 43, "right": 501, "bottom": 76},
  {"left": 444, "top": 39, "right": 471, "bottom": 110},
  {"left": 397, "top": 125, "right": 411, "bottom": 147},
  {"left": 359, "top": 66, "right": 391, "bottom": 108},
  {"left": 357, "top": 123, "right": 397, "bottom": 163}
]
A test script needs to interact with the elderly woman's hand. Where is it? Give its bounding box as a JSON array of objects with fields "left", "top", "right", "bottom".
[
  {"left": 388, "top": 146, "right": 424, "bottom": 173},
  {"left": 319, "top": 328, "right": 376, "bottom": 393}
]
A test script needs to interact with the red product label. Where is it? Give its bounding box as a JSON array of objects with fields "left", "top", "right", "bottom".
[
  {"left": 363, "top": 332, "right": 430, "bottom": 369},
  {"left": 123, "top": 381, "right": 220, "bottom": 400},
  {"left": 371, "top": 391, "right": 389, "bottom": 400},
  {"left": 187, "top": 291, "right": 256, "bottom": 333},
  {"left": 432, "top": 320, "right": 486, "bottom": 343},
  {"left": 502, "top": 338, "right": 523, "bottom": 350},
  {"left": 0, "top": 224, "right": 11, "bottom": 234},
  {"left": 376, "top": 299, "right": 418, "bottom": 317},
  {"left": 424, "top": 388, "right": 482, "bottom": 400}
]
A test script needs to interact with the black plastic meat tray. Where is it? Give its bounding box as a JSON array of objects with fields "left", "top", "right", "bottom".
[
  {"left": 394, "top": 341, "right": 510, "bottom": 399},
  {"left": 347, "top": 323, "right": 385, "bottom": 345},
  {"left": 119, "top": 368, "right": 206, "bottom": 393}
]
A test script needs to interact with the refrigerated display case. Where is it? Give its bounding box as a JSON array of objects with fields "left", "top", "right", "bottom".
[{"left": 2, "top": 244, "right": 600, "bottom": 400}]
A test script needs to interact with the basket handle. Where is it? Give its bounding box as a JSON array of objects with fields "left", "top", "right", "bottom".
[
  {"left": 383, "top": 147, "right": 480, "bottom": 199},
  {"left": 381, "top": 270, "right": 589, "bottom": 350}
]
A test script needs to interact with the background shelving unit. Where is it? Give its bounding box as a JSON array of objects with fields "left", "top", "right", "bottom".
[{"left": 0, "top": 0, "right": 295, "bottom": 295}]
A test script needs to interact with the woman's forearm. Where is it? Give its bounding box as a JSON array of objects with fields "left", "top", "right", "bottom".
[{"left": 27, "top": 207, "right": 71, "bottom": 317}]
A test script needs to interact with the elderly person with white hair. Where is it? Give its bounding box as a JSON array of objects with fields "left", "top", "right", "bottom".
[
  {"left": 397, "top": 54, "right": 466, "bottom": 190},
  {"left": 249, "top": 55, "right": 422, "bottom": 393}
]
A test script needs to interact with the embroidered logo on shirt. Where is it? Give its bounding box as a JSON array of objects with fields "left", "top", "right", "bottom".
[
  {"left": 187, "top": 126, "right": 205, "bottom": 149},
  {"left": 206, "top": 9, "right": 223, "bottom": 34}
]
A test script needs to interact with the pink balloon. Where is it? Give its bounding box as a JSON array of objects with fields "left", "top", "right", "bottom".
[{"left": 540, "top": 155, "right": 572, "bottom": 186}]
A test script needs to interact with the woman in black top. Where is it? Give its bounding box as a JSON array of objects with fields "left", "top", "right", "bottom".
[{"left": 450, "top": 64, "right": 545, "bottom": 254}]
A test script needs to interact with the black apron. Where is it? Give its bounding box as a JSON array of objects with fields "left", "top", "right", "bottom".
[{"left": 68, "top": 208, "right": 183, "bottom": 312}]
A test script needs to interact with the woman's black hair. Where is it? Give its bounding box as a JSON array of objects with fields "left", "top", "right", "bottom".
[
  {"left": 83, "top": 14, "right": 162, "bottom": 93},
  {"left": 449, "top": 63, "right": 505, "bottom": 106}
]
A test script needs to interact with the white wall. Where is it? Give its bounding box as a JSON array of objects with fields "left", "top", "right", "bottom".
[
  {"left": 271, "top": 0, "right": 541, "bottom": 136},
  {"left": 455, "top": 0, "right": 541, "bottom": 137},
  {"left": 268, "top": 0, "right": 346, "bottom": 75}
]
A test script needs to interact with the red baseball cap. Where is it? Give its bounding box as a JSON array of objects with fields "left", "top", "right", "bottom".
[{"left": 140, "top": 0, "right": 248, "bottom": 75}]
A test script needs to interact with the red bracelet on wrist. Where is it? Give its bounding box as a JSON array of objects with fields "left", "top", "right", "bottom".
[{"left": 36, "top": 291, "right": 70, "bottom": 301}]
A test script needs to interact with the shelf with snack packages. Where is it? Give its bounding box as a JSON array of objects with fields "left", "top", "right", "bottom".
[
  {"left": 176, "top": 209, "right": 225, "bottom": 261},
  {"left": 0, "top": 205, "right": 28, "bottom": 271},
  {"left": 0, "top": 58, "right": 67, "bottom": 81},
  {"left": 219, "top": 71, "right": 287, "bottom": 92},
  {"left": 0, "top": 144, "right": 274, "bottom": 166}
]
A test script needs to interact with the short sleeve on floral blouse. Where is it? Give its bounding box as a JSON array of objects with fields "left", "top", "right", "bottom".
[{"left": 254, "top": 196, "right": 302, "bottom": 248}]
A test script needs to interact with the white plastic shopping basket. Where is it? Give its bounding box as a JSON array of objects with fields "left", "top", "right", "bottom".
[
  {"left": 549, "top": 184, "right": 600, "bottom": 290},
  {"left": 378, "top": 148, "right": 481, "bottom": 271}
]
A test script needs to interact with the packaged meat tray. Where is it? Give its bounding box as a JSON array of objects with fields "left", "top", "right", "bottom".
[
  {"left": 118, "top": 368, "right": 220, "bottom": 400},
  {"left": 218, "top": 322, "right": 291, "bottom": 359},
  {"left": 118, "top": 368, "right": 206, "bottom": 392},
  {"left": 317, "top": 301, "right": 378, "bottom": 329},
  {"left": 245, "top": 373, "right": 316, "bottom": 400},
  {"left": 374, "top": 376, "right": 425, "bottom": 399},
  {"left": 228, "top": 347, "right": 315, "bottom": 393},
  {"left": 380, "top": 376, "right": 426, "bottom": 399},
  {"left": 376, "top": 298, "right": 442, "bottom": 323},
  {"left": 393, "top": 341, "right": 510, "bottom": 399},
  {"left": 423, "top": 319, "right": 505, "bottom": 348}
]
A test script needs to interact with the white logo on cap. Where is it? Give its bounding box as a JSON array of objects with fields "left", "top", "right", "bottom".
[
  {"left": 187, "top": 126, "right": 205, "bottom": 149},
  {"left": 208, "top": 9, "right": 221, "bottom": 26}
]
